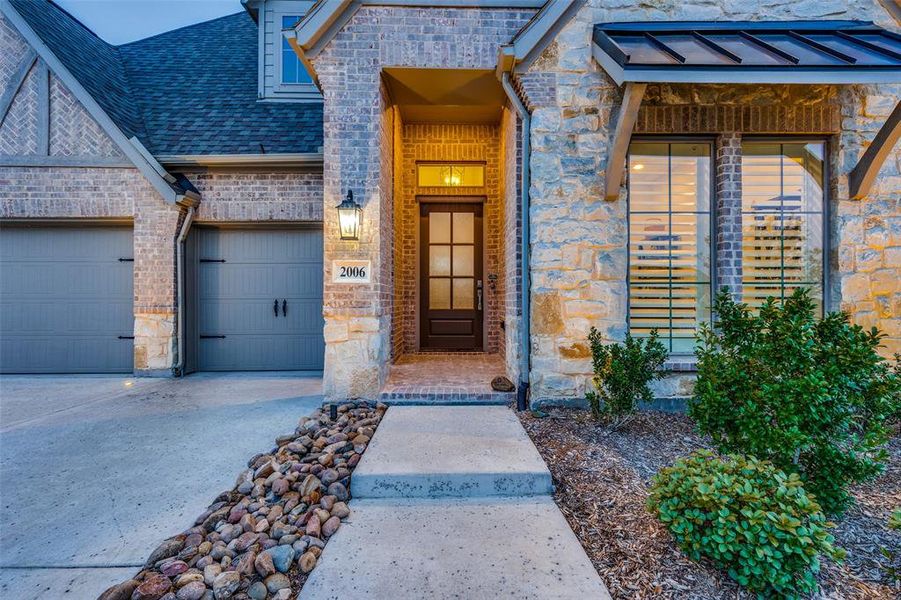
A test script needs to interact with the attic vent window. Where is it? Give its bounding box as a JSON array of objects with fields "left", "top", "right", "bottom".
[
  {"left": 417, "top": 164, "right": 486, "bottom": 188},
  {"left": 281, "top": 15, "right": 312, "bottom": 85}
]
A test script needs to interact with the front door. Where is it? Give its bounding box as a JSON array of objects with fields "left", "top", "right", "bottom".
[{"left": 419, "top": 202, "right": 483, "bottom": 350}]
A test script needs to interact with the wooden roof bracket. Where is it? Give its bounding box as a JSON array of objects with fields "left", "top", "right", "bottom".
[
  {"left": 849, "top": 100, "right": 901, "bottom": 199},
  {"left": 604, "top": 82, "right": 646, "bottom": 201}
]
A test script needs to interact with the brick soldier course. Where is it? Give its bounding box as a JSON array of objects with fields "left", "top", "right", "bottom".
[{"left": 1, "top": 0, "right": 899, "bottom": 408}]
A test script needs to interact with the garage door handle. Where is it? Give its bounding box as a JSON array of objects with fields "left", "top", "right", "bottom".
[
  {"left": 282, "top": 299, "right": 287, "bottom": 317},
  {"left": 200, "top": 335, "right": 226, "bottom": 339},
  {"left": 274, "top": 299, "right": 279, "bottom": 317},
  {"left": 118, "top": 336, "right": 134, "bottom": 340}
]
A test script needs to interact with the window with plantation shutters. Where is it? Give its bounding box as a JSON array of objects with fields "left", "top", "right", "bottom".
[
  {"left": 741, "top": 142, "right": 825, "bottom": 314},
  {"left": 628, "top": 142, "right": 712, "bottom": 353}
]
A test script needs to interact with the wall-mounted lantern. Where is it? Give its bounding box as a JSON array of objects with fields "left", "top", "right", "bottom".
[{"left": 336, "top": 189, "right": 362, "bottom": 240}]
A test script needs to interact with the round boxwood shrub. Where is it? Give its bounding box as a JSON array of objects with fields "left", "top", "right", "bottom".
[{"left": 648, "top": 451, "right": 844, "bottom": 598}]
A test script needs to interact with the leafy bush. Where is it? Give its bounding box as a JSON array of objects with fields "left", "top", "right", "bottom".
[
  {"left": 648, "top": 451, "right": 844, "bottom": 598},
  {"left": 882, "top": 508, "right": 901, "bottom": 584},
  {"left": 691, "top": 289, "right": 901, "bottom": 515},
  {"left": 585, "top": 327, "right": 667, "bottom": 424}
]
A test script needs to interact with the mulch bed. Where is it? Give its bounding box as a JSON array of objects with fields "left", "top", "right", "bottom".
[
  {"left": 98, "top": 401, "right": 385, "bottom": 600},
  {"left": 519, "top": 409, "right": 900, "bottom": 600}
]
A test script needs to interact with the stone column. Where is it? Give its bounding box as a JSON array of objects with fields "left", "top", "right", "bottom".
[
  {"left": 133, "top": 198, "right": 184, "bottom": 376},
  {"left": 318, "top": 69, "right": 393, "bottom": 401},
  {"left": 715, "top": 133, "right": 742, "bottom": 300}
]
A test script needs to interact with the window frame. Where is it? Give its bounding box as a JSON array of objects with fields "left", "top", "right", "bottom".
[
  {"left": 626, "top": 136, "right": 717, "bottom": 357},
  {"left": 270, "top": 8, "right": 319, "bottom": 100},
  {"left": 416, "top": 162, "right": 487, "bottom": 189},
  {"left": 739, "top": 135, "right": 831, "bottom": 316}
]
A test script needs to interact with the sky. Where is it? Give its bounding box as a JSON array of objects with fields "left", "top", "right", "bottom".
[{"left": 56, "top": 0, "right": 244, "bottom": 45}]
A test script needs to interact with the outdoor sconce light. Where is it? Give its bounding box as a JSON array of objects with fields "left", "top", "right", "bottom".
[{"left": 336, "top": 189, "right": 363, "bottom": 240}]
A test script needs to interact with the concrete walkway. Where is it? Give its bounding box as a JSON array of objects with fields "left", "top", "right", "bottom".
[
  {"left": 302, "top": 406, "right": 610, "bottom": 599},
  {"left": 0, "top": 372, "right": 323, "bottom": 599}
]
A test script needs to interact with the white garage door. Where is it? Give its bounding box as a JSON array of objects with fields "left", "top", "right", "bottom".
[{"left": 0, "top": 225, "right": 134, "bottom": 373}]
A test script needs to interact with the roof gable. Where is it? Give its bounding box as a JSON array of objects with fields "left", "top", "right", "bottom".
[
  {"left": 8, "top": 0, "right": 146, "bottom": 140},
  {"left": 4, "top": 0, "right": 323, "bottom": 159}
]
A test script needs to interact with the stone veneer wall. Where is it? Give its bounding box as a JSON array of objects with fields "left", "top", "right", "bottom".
[
  {"left": 394, "top": 122, "right": 505, "bottom": 356},
  {"left": 516, "top": 0, "right": 900, "bottom": 407},
  {"left": 312, "top": 6, "right": 536, "bottom": 400}
]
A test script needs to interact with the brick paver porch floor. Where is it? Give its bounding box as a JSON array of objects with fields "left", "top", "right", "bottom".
[{"left": 379, "top": 353, "right": 514, "bottom": 404}]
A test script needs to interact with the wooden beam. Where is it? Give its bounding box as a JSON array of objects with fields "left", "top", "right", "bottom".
[
  {"left": 849, "top": 101, "right": 901, "bottom": 200},
  {"left": 0, "top": 49, "right": 37, "bottom": 126},
  {"left": 604, "top": 82, "right": 646, "bottom": 201}
]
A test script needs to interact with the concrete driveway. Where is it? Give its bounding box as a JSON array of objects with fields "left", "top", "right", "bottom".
[{"left": 0, "top": 372, "right": 323, "bottom": 599}]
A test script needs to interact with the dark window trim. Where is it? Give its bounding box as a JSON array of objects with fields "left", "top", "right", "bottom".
[
  {"left": 739, "top": 135, "right": 830, "bottom": 315},
  {"left": 626, "top": 136, "right": 717, "bottom": 356}
]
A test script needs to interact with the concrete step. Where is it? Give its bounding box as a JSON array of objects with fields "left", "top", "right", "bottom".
[
  {"left": 299, "top": 496, "right": 611, "bottom": 600},
  {"left": 378, "top": 390, "right": 513, "bottom": 405},
  {"left": 350, "top": 406, "right": 553, "bottom": 499}
]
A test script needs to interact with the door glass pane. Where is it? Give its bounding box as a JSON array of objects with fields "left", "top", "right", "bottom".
[
  {"left": 453, "top": 212, "right": 474, "bottom": 243},
  {"left": 429, "top": 279, "right": 450, "bottom": 309},
  {"left": 429, "top": 212, "right": 451, "bottom": 243},
  {"left": 452, "top": 245, "right": 474, "bottom": 276},
  {"left": 429, "top": 245, "right": 451, "bottom": 276},
  {"left": 452, "top": 278, "right": 474, "bottom": 309}
]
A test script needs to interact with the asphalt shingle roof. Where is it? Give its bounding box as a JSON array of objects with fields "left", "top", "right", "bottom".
[{"left": 10, "top": 0, "right": 323, "bottom": 156}]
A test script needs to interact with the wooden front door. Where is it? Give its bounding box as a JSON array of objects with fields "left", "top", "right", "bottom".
[{"left": 419, "top": 202, "right": 483, "bottom": 350}]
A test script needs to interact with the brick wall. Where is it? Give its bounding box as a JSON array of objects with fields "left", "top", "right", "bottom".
[
  {"left": 187, "top": 170, "right": 323, "bottom": 222},
  {"left": 518, "top": 0, "right": 900, "bottom": 407},
  {"left": 501, "top": 105, "right": 522, "bottom": 383},
  {"left": 313, "top": 5, "right": 535, "bottom": 400},
  {"left": 394, "top": 122, "right": 504, "bottom": 356},
  {"left": 2, "top": 14, "right": 331, "bottom": 375}
]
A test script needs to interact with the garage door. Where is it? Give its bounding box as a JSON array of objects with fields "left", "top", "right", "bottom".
[
  {"left": 190, "top": 227, "right": 324, "bottom": 371},
  {"left": 0, "top": 225, "right": 134, "bottom": 373}
]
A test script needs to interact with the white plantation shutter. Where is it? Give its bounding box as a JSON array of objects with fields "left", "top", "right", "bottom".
[
  {"left": 741, "top": 142, "right": 825, "bottom": 313},
  {"left": 628, "top": 142, "right": 712, "bottom": 353}
]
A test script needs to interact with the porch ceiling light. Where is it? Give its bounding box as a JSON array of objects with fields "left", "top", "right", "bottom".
[{"left": 336, "top": 189, "right": 363, "bottom": 241}]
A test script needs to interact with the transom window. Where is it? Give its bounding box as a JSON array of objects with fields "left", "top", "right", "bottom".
[
  {"left": 281, "top": 15, "right": 313, "bottom": 85},
  {"left": 417, "top": 164, "right": 485, "bottom": 188},
  {"left": 741, "top": 141, "right": 826, "bottom": 314},
  {"left": 628, "top": 142, "right": 712, "bottom": 353}
]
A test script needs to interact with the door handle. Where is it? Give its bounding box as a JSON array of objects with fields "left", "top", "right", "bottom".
[
  {"left": 282, "top": 299, "right": 287, "bottom": 317},
  {"left": 477, "top": 280, "right": 483, "bottom": 311},
  {"left": 273, "top": 299, "right": 279, "bottom": 317}
]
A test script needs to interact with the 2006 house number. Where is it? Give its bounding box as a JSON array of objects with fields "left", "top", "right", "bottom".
[
  {"left": 340, "top": 265, "right": 366, "bottom": 278},
  {"left": 332, "top": 260, "right": 371, "bottom": 284}
]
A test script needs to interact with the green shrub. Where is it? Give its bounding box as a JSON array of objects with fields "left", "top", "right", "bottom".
[
  {"left": 648, "top": 451, "right": 844, "bottom": 598},
  {"left": 882, "top": 508, "right": 901, "bottom": 584},
  {"left": 691, "top": 289, "right": 901, "bottom": 515},
  {"left": 585, "top": 327, "right": 667, "bottom": 424}
]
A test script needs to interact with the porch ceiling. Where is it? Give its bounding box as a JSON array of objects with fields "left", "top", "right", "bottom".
[{"left": 383, "top": 68, "right": 506, "bottom": 123}]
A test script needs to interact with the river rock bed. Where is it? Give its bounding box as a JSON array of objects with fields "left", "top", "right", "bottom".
[{"left": 98, "top": 401, "right": 385, "bottom": 600}]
